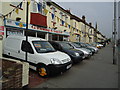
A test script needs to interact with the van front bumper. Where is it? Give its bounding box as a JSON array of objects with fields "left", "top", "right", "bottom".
[
  {"left": 47, "top": 61, "right": 72, "bottom": 75},
  {"left": 71, "top": 56, "right": 83, "bottom": 63}
]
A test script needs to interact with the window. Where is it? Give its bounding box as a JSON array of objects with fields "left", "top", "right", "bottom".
[
  {"left": 60, "top": 12, "right": 63, "bottom": 19},
  {"left": 32, "top": 1, "right": 43, "bottom": 14},
  {"left": 65, "top": 15, "right": 68, "bottom": 22},
  {"left": 32, "top": 41, "right": 56, "bottom": 53},
  {"left": 52, "top": 7, "right": 55, "bottom": 14},
  {"left": 75, "top": 22, "right": 76, "bottom": 27},
  {"left": 32, "top": 2, "right": 37, "bottom": 13},
  {"left": 91, "top": 30, "right": 92, "bottom": 34},
  {"left": 21, "top": 40, "right": 34, "bottom": 54}
]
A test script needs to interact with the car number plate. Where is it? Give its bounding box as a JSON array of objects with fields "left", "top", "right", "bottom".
[{"left": 66, "top": 64, "right": 72, "bottom": 69}]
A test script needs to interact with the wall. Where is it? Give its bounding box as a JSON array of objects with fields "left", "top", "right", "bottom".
[{"left": 46, "top": 3, "right": 71, "bottom": 33}]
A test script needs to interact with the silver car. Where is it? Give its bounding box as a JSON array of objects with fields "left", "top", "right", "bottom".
[
  {"left": 68, "top": 42, "right": 92, "bottom": 59},
  {"left": 86, "top": 43, "right": 99, "bottom": 53}
]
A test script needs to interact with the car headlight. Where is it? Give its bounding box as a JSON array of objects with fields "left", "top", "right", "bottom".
[
  {"left": 50, "top": 58, "right": 62, "bottom": 64},
  {"left": 74, "top": 52, "right": 79, "bottom": 56}
]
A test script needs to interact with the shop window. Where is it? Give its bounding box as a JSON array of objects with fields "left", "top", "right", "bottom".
[
  {"left": 26, "top": 31, "right": 36, "bottom": 37},
  {"left": 59, "top": 35, "right": 63, "bottom": 41},
  {"left": 16, "top": 17, "right": 21, "bottom": 21},
  {"left": 37, "top": 32, "right": 46, "bottom": 39},
  {"left": 52, "top": 34, "right": 58, "bottom": 41}
]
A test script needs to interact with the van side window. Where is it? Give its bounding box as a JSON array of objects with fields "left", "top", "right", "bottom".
[
  {"left": 51, "top": 42, "right": 61, "bottom": 50},
  {"left": 21, "top": 40, "right": 34, "bottom": 54}
]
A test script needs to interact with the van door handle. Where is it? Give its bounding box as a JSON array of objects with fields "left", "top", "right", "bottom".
[{"left": 18, "top": 50, "right": 20, "bottom": 53}]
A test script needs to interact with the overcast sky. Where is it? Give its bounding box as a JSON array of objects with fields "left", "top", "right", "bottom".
[{"left": 52, "top": 1, "right": 114, "bottom": 38}]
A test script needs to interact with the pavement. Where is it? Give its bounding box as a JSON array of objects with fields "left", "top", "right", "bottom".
[{"left": 35, "top": 44, "right": 118, "bottom": 88}]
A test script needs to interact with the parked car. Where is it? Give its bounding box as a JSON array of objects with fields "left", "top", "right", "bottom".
[
  {"left": 85, "top": 43, "right": 99, "bottom": 53},
  {"left": 49, "top": 41, "right": 84, "bottom": 63},
  {"left": 3, "top": 36, "right": 72, "bottom": 77},
  {"left": 97, "top": 42, "right": 106, "bottom": 47},
  {"left": 68, "top": 42, "right": 92, "bottom": 59},
  {"left": 91, "top": 42, "right": 103, "bottom": 49},
  {"left": 74, "top": 42, "right": 95, "bottom": 55}
]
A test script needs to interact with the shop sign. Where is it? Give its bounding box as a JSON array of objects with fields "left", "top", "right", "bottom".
[
  {"left": 30, "top": 25, "right": 70, "bottom": 36},
  {"left": 30, "top": 25, "right": 63, "bottom": 34},
  {"left": 0, "top": 26, "right": 4, "bottom": 35},
  {"left": 5, "top": 19, "right": 26, "bottom": 29},
  {"left": 5, "top": 19, "right": 70, "bottom": 36},
  {"left": 0, "top": 32, "right": 4, "bottom": 35},
  {"left": 0, "top": 26, "right": 4, "bottom": 31}
]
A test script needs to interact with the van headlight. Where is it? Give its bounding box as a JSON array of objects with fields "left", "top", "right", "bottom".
[
  {"left": 50, "top": 58, "right": 62, "bottom": 64},
  {"left": 74, "top": 52, "right": 79, "bottom": 56}
]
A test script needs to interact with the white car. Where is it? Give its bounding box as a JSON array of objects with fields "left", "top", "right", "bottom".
[
  {"left": 91, "top": 42, "right": 103, "bottom": 49},
  {"left": 3, "top": 36, "right": 72, "bottom": 77}
]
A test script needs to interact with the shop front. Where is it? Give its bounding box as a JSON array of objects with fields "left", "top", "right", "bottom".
[{"left": 4, "top": 19, "right": 70, "bottom": 41}]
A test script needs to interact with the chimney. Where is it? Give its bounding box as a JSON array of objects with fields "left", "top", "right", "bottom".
[
  {"left": 89, "top": 22, "right": 92, "bottom": 26},
  {"left": 66, "top": 9, "right": 71, "bottom": 13},
  {"left": 82, "top": 15, "right": 85, "bottom": 21}
]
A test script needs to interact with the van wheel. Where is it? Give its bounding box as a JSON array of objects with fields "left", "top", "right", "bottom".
[{"left": 37, "top": 64, "right": 49, "bottom": 78}]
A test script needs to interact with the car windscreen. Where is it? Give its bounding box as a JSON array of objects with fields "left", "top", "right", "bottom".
[
  {"left": 59, "top": 42, "right": 74, "bottom": 49},
  {"left": 71, "top": 42, "right": 82, "bottom": 48},
  {"left": 80, "top": 43, "right": 87, "bottom": 47},
  {"left": 32, "top": 41, "right": 56, "bottom": 53}
]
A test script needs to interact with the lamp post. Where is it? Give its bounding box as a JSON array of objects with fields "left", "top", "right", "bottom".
[
  {"left": 113, "top": 0, "right": 117, "bottom": 64},
  {"left": 25, "top": 1, "right": 29, "bottom": 61}
]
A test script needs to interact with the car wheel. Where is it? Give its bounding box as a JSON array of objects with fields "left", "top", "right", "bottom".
[{"left": 37, "top": 64, "right": 49, "bottom": 78}]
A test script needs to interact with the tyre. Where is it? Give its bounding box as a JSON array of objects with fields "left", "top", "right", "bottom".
[{"left": 37, "top": 64, "right": 49, "bottom": 78}]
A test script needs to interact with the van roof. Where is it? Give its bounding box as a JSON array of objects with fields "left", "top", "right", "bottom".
[{"left": 7, "top": 35, "right": 47, "bottom": 41}]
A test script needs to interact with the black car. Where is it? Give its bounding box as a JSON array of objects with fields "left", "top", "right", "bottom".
[{"left": 49, "top": 41, "right": 84, "bottom": 63}]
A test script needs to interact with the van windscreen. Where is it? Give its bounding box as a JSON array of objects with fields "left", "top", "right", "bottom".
[
  {"left": 59, "top": 42, "right": 73, "bottom": 49},
  {"left": 32, "top": 41, "right": 56, "bottom": 53}
]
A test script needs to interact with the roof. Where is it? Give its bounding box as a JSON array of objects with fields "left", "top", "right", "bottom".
[{"left": 47, "top": 2, "right": 71, "bottom": 16}]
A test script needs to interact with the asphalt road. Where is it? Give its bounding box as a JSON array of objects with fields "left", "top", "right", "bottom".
[{"left": 36, "top": 44, "right": 118, "bottom": 88}]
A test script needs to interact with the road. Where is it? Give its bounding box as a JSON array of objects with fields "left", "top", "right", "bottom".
[{"left": 35, "top": 44, "right": 118, "bottom": 88}]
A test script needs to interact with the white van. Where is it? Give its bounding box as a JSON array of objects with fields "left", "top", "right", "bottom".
[{"left": 3, "top": 36, "right": 72, "bottom": 77}]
